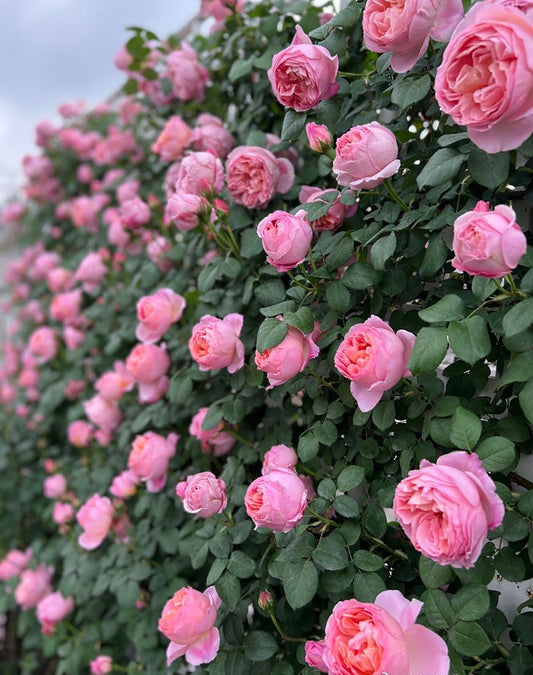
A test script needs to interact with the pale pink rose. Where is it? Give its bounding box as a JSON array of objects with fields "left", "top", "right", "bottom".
[
  {"left": 255, "top": 323, "right": 319, "bottom": 389},
  {"left": 0, "top": 548, "right": 32, "bottom": 581},
  {"left": 35, "top": 120, "right": 58, "bottom": 148},
  {"left": 176, "top": 471, "right": 227, "bottom": 518},
  {"left": 262, "top": 444, "right": 298, "bottom": 475},
  {"left": 77, "top": 164, "right": 93, "bottom": 184},
  {"left": 0, "top": 381, "right": 17, "bottom": 405},
  {"left": 52, "top": 502, "right": 74, "bottom": 526},
  {"left": 70, "top": 195, "right": 103, "bottom": 233},
  {"left": 299, "top": 186, "right": 357, "bottom": 232},
  {"left": 75, "top": 252, "right": 107, "bottom": 291},
  {"left": 18, "top": 367, "right": 39, "bottom": 389},
  {"left": 175, "top": 152, "right": 225, "bottom": 196},
  {"left": 128, "top": 431, "right": 178, "bottom": 492},
  {"left": 126, "top": 343, "right": 170, "bottom": 384},
  {"left": 159, "top": 586, "right": 222, "bottom": 666},
  {"left": 58, "top": 99, "right": 85, "bottom": 118},
  {"left": 43, "top": 473, "right": 67, "bottom": 499},
  {"left": 268, "top": 26, "right": 339, "bottom": 111},
  {"left": 110, "top": 469, "right": 140, "bottom": 499},
  {"left": 200, "top": 0, "right": 244, "bottom": 20},
  {"left": 191, "top": 115, "right": 235, "bottom": 158},
  {"left": 36, "top": 592, "right": 74, "bottom": 635},
  {"left": 116, "top": 179, "right": 140, "bottom": 205},
  {"left": 136, "top": 289, "right": 186, "bottom": 344},
  {"left": 68, "top": 420, "right": 94, "bottom": 447},
  {"left": 120, "top": 98, "right": 143, "bottom": 125},
  {"left": 452, "top": 201, "right": 526, "bottom": 278},
  {"left": 83, "top": 395, "right": 122, "bottom": 431},
  {"left": 334, "top": 315, "right": 415, "bottom": 412},
  {"left": 28, "top": 327, "right": 57, "bottom": 363},
  {"left": 15, "top": 565, "right": 53, "bottom": 609},
  {"left": 304, "top": 640, "right": 327, "bottom": 672},
  {"left": 435, "top": 2, "right": 533, "bottom": 152},
  {"left": 95, "top": 362, "right": 135, "bottom": 401},
  {"left": 165, "top": 192, "right": 207, "bottom": 231},
  {"left": 189, "top": 407, "right": 236, "bottom": 457},
  {"left": 95, "top": 428, "right": 113, "bottom": 446},
  {"left": 65, "top": 379, "right": 85, "bottom": 399},
  {"left": 189, "top": 314, "right": 245, "bottom": 374},
  {"left": 47, "top": 267, "right": 73, "bottom": 293},
  {"left": 63, "top": 326, "right": 84, "bottom": 351},
  {"left": 245, "top": 469, "right": 308, "bottom": 532},
  {"left": 2, "top": 202, "right": 25, "bottom": 224},
  {"left": 167, "top": 44, "right": 210, "bottom": 103},
  {"left": 76, "top": 494, "right": 114, "bottom": 550},
  {"left": 147, "top": 236, "right": 173, "bottom": 272},
  {"left": 152, "top": 117, "right": 192, "bottom": 162},
  {"left": 257, "top": 209, "right": 312, "bottom": 271},
  {"left": 120, "top": 197, "right": 150, "bottom": 229},
  {"left": 321, "top": 590, "right": 449, "bottom": 674},
  {"left": 306, "top": 122, "right": 333, "bottom": 152},
  {"left": 394, "top": 451, "right": 504, "bottom": 568},
  {"left": 90, "top": 655, "right": 113, "bottom": 674},
  {"left": 363, "top": 0, "right": 463, "bottom": 73},
  {"left": 226, "top": 146, "right": 294, "bottom": 209},
  {"left": 333, "top": 122, "right": 400, "bottom": 190},
  {"left": 114, "top": 44, "right": 132, "bottom": 70}
]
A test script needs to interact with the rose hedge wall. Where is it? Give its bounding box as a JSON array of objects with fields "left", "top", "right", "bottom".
[{"left": 1, "top": 0, "right": 533, "bottom": 673}]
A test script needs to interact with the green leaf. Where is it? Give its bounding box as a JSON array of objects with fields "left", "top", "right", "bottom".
[
  {"left": 243, "top": 632, "right": 278, "bottom": 661},
  {"left": 281, "top": 110, "right": 307, "bottom": 141},
  {"left": 419, "top": 556, "right": 453, "bottom": 589},
  {"left": 495, "top": 546, "right": 526, "bottom": 582},
  {"left": 352, "top": 550, "right": 384, "bottom": 572},
  {"left": 451, "top": 585, "right": 490, "bottom": 621},
  {"left": 422, "top": 589, "right": 454, "bottom": 629},
  {"left": 468, "top": 147, "right": 510, "bottom": 189},
  {"left": 419, "top": 295, "right": 465, "bottom": 323},
  {"left": 416, "top": 148, "right": 466, "bottom": 188},
  {"left": 519, "top": 379, "right": 533, "bottom": 423},
  {"left": 449, "top": 621, "right": 491, "bottom": 656},
  {"left": 256, "top": 318, "right": 288, "bottom": 352},
  {"left": 228, "top": 58, "right": 253, "bottom": 82},
  {"left": 408, "top": 327, "right": 448, "bottom": 374},
  {"left": 476, "top": 436, "right": 516, "bottom": 472},
  {"left": 202, "top": 406, "right": 223, "bottom": 431},
  {"left": 391, "top": 74, "right": 431, "bottom": 109},
  {"left": 241, "top": 229, "right": 264, "bottom": 258},
  {"left": 298, "top": 430, "right": 319, "bottom": 461},
  {"left": 450, "top": 406, "right": 482, "bottom": 451},
  {"left": 370, "top": 232, "right": 396, "bottom": 270},
  {"left": 337, "top": 465, "right": 365, "bottom": 492},
  {"left": 419, "top": 233, "right": 449, "bottom": 279},
  {"left": 508, "top": 645, "right": 533, "bottom": 675},
  {"left": 362, "top": 503, "right": 387, "bottom": 538},
  {"left": 282, "top": 560, "right": 318, "bottom": 609},
  {"left": 227, "top": 551, "right": 256, "bottom": 579},
  {"left": 284, "top": 306, "right": 314, "bottom": 334},
  {"left": 216, "top": 573, "right": 241, "bottom": 608},
  {"left": 326, "top": 281, "right": 351, "bottom": 313},
  {"left": 502, "top": 511, "right": 529, "bottom": 542},
  {"left": 352, "top": 572, "right": 386, "bottom": 602},
  {"left": 333, "top": 495, "right": 360, "bottom": 518},
  {"left": 503, "top": 298, "right": 533, "bottom": 337},
  {"left": 448, "top": 316, "right": 491, "bottom": 365},
  {"left": 342, "top": 262, "right": 383, "bottom": 290},
  {"left": 499, "top": 352, "right": 533, "bottom": 388},
  {"left": 372, "top": 400, "right": 395, "bottom": 430},
  {"left": 312, "top": 533, "right": 348, "bottom": 570},
  {"left": 513, "top": 613, "right": 533, "bottom": 645}
]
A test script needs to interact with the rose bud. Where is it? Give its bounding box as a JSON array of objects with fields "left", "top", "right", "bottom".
[
  {"left": 306, "top": 122, "right": 333, "bottom": 152},
  {"left": 257, "top": 209, "right": 313, "bottom": 272}
]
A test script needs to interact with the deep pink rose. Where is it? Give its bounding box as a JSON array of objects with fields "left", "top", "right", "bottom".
[
  {"left": 76, "top": 494, "right": 114, "bottom": 550},
  {"left": 68, "top": 420, "right": 94, "bottom": 447},
  {"left": 245, "top": 468, "right": 308, "bottom": 532},
  {"left": 83, "top": 395, "right": 122, "bottom": 431},
  {"left": 305, "top": 122, "right": 333, "bottom": 152},
  {"left": 334, "top": 315, "right": 415, "bottom": 412},
  {"left": 435, "top": 2, "right": 533, "bottom": 152},
  {"left": 152, "top": 117, "right": 192, "bottom": 162},
  {"left": 257, "top": 209, "right": 312, "bottom": 271},
  {"left": 333, "top": 122, "right": 400, "bottom": 190},
  {"left": 0, "top": 548, "right": 32, "bottom": 581},
  {"left": 36, "top": 592, "right": 74, "bottom": 635},
  {"left": 226, "top": 146, "right": 294, "bottom": 209},
  {"left": 128, "top": 431, "right": 178, "bottom": 493},
  {"left": 136, "top": 288, "right": 186, "bottom": 343},
  {"left": 268, "top": 26, "right": 339, "bottom": 111},
  {"left": 176, "top": 471, "right": 227, "bottom": 518},
  {"left": 175, "top": 152, "right": 225, "bottom": 196},
  {"left": 299, "top": 186, "right": 357, "bottom": 232},
  {"left": 90, "top": 656, "right": 113, "bottom": 674},
  {"left": 394, "top": 451, "right": 505, "bottom": 568},
  {"left": 15, "top": 565, "right": 53, "bottom": 609},
  {"left": 189, "top": 407, "right": 236, "bottom": 457},
  {"left": 110, "top": 469, "right": 140, "bottom": 499},
  {"left": 167, "top": 44, "right": 210, "bottom": 103},
  {"left": 165, "top": 192, "right": 207, "bottom": 231},
  {"left": 28, "top": 327, "right": 57, "bottom": 364},
  {"left": 452, "top": 201, "right": 526, "bottom": 278},
  {"left": 43, "top": 473, "right": 67, "bottom": 499},
  {"left": 262, "top": 444, "right": 298, "bottom": 475},
  {"left": 159, "top": 586, "right": 222, "bottom": 666},
  {"left": 189, "top": 314, "right": 245, "bottom": 374}
]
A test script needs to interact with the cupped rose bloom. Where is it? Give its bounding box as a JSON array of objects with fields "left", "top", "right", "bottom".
[
  {"left": 363, "top": 0, "right": 463, "bottom": 73},
  {"left": 0, "top": 548, "right": 32, "bottom": 581},
  {"left": 191, "top": 115, "right": 235, "bottom": 159},
  {"left": 165, "top": 192, "right": 207, "bottom": 231},
  {"left": 189, "top": 407, "right": 236, "bottom": 457},
  {"left": 245, "top": 468, "right": 308, "bottom": 532},
  {"left": 262, "top": 444, "right": 298, "bottom": 475},
  {"left": 175, "top": 152, "right": 225, "bottom": 196},
  {"left": 83, "top": 395, "right": 122, "bottom": 431},
  {"left": 28, "top": 327, "right": 57, "bottom": 363},
  {"left": 306, "top": 122, "right": 333, "bottom": 152},
  {"left": 255, "top": 323, "right": 319, "bottom": 389},
  {"left": 50, "top": 289, "right": 82, "bottom": 324},
  {"left": 75, "top": 252, "right": 107, "bottom": 291},
  {"left": 36, "top": 592, "right": 74, "bottom": 635},
  {"left": 299, "top": 186, "right": 358, "bottom": 232},
  {"left": 128, "top": 431, "right": 179, "bottom": 492},
  {"left": 435, "top": 2, "right": 533, "bottom": 153},
  {"left": 167, "top": 44, "right": 210, "bottom": 103},
  {"left": 304, "top": 640, "right": 327, "bottom": 672},
  {"left": 152, "top": 116, "right": 192, "bottom": 162},
  {"left": 63, "top": 326, "right": 84, "bottom": 351},
  {"left": 110, "top": 469, "right": 140, "bottom": 499},
  {"left": 120, "top": 197, "right": 150, "bottom": 229},
  {"left": 15, "top": 565, "right": 53, "bottom": 609},
  {"left": 189, "top": 314, "right": 244, "bottom": 374},
  {"left": 257, "top": 209, "right": 312, "bottom": 272},
  {"left": 158, "top": 586, "right": 222, "bottom": 666},
  {"left": 320, "top": 590, "right": 449, "bottom": 675},
  {"left": 95, "top": 361, "right": 134, "bottom": 401},
  {"left": 116, "top": 179, "right": 140, "bottom": 204},
  {"left": 68, "top": 420, "right": 94, "bottom": 447},
  {"left": 43, "top": 473, "right": 67, "bottom": 499},
  {"left": 136, "top": 288, "right": 186, "bottom": 343},
  {"left": 333, "top": 122, "right": 400, "bottom": 190},
  {"left": 452, "top": 201, "right": 526, "bottom": 278},
  {"left": 126, "top": 343, "right": 170, "bottom": 383},
  {"left": 226, "top": 146, "right": 294, "bottom": 209},
  {"left": 90, "top": 655, "right": 113, "bottom": 674},
  {"left": 268, "top": 26, "right": 339, "bottom": 111},
  {"left": 334, "top": 315, "right": 415, "bottom": 412},
  {"left": 47, "top": 267, "right": 74, "bottom": 293},
  {"left": 76, "top": 494, "right": 114, "bottom": 550},
  {"left": 52, "top": 502, "right": 74, "bottom": 526},
  {"left": 394, "top": 451, "right": 504, "bottom": 568},
  {"left": 176, "top": 472, "right": 227, "bottom": 518}
]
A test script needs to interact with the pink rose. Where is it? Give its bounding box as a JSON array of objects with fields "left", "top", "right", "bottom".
[
  {"left": 268, "top": 26, "right": 339, "bottom": 111},
  {"left": 152, "top": 116, "right": 192, "bottom": 162},
  {"left": 304, "top": 640, "right": 327, "bottom": 672},
  {"left": 52, "top": 502, "right": 74, "bottom": 526},
  {"left": 201, "top": 0, "right": 244, "bottom": 20},
  {"left": 226, "top": 146, "right": 294, "bottom": 209},
  {"left": 68, "top": 420, "right": 94, "bottom": 447},
  {"left": 83, "top": 395, "right": 122, "bottom": 431},
  {"left": 15, "top": 565, "right": 53, "bottom": 609},
  {"left": 136, "top": 288, "right": 186, "bottom": 343},
  {"left": 394, "top": 451, "right": 504, "bottom": 568},
  {"left": 305, "top": 122, "right": 333, "bottom": 152},
  {"left": 75, "top": 252, "right": 107, "bottom": 291},
  {"left": 175, "top": 152, "right": 225, "bottom": 196},
  {"left": 114, "top": 45, "right": 132, "bottom": 71},
  {"left": 43, "top": 473, "right": 67, "bottom": 499},
  {"left": 47, "top": 267, "right": 73, "bottom": 293},
  {"left": 120, "top": 197, "right": 150, "bottom": 229},
  {"left": 95, "top": 362, "right": 134, "bottom": 401},
  {"left": 255, "top": 323, "right": 319, "bottom": 389},
  {"left": 245, "top": 468, "right": 308, "bottom": 532},
  {"left": 189, "top": 407, "right": 236, "bottom": 457},
  {"left": 90, "top": 656, "right": 113, "bottom": 674},
  {"left": 257, "top": 209, "right": 312, "bottom": 272},
  {"left": 189, "top": 314, "right": 245, "bottom": 374},
  {"left": 262, "top": 444, "right": 298, "bottom": 475},
  {"left": 50, "top": 289, "right": 82, "bottom": 324},
  {"left": 191, "top": 116, "right": 235, "bottom": 158},
  {"left": 158, "top": 586, "right": 222, "bottom": 666},
  {"left": 363, "top": 0, "right": 463, "bottom": 73},
  {"left": 28, "top": 326, "right": 57, "bottom": 363},
  {"left": 299, "top": 186, "right": 357, "bottom": 232},
  {"left": 167, "top": 44, "right": 210, "bottom": 103},
  {"left": 76, "top": 494, "right": 114, "bottom": 550},
  {"left": 452, "top": 201, "right": 526, "bottom": 278},
  {"left": 165, "top": 192, "right": 207, "bottom": 231},
  {"left": 435, "top": 2, "right": 533, "bottom": 152},
  {"left": 116, "top": 179, "right": 140, "bottom": 204},
  {"left": 333, "top": 122, "right": 400, "bottom": 190},
  {"left": 36, "top": 592, "right": 74, "bottom": 635},
  {"left": 128, "top": 431, "right": 178, "bottom": 492},
  {"left": 110, "top": 469, "right": 140, "bottom": 499},
  {"left": 321, "top": 590, "right": 449, "bottom": 674},
  {"left": 126, "top": 343, "right": 170, "bottom": 383},
  {"left": 176, "top": 471, "right": 227, "bottom": 518},
  {"left": 0, "top": 548, "right": 32, "bottom": 581},
  {"left": 63, "top": 326, "right": 84, "bottom": 351}
]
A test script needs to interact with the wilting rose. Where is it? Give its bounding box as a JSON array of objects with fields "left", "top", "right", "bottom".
[
  {"left": 136, "top": 288, "right": 186, "bottom": 343},
  {"left": 257, "top": 209, "right": 313, "bottom": 271},
  {"left": 152, "top": 116, "right": 192, "bottom": 162},
  {"left": 128, "top": 431, "right": 178, "bottom": 493},
  {"left": 189, "top": 314, "right": 245, "bottom": 374},
  {"left": 176, "top": 472, "right": 227, "bottom": 518},
  {"left": 76, "top": 494, "right": 114, "bottom": 550},
  {"left": 36, "top": 592, "right": 74, "bottom": 635},
  {"left": 245, "top": 468, "right": 308, "bottom": 532}
]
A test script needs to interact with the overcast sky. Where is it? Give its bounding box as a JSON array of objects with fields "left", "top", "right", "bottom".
[{"left": 0, "top": 0, "right": 199, "bottom": 201}]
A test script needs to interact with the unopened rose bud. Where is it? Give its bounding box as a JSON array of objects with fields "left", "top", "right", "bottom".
[
  {"left": 306, "top": 122, "right": 333, "bottom": 153},
  {"left": 258, "top": 590, "right": 274, "bottom": 612}
]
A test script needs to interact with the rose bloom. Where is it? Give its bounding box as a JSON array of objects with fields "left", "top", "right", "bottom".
[
  {"left": 394, "top": 451, "right": 504, "bottom": 568},
  {"left": 176, "top": 472, "right": 227, "bottom": 518},
  {"left": 452, "top": 201, "right": 526, "bottom": 278},
  {"left": 158, "top": 586, "right": 222, "bottom": 666},
  {"left": 75, "top": 251, "right": 107, "bottom": 291},
  {"left": 268, "top": 26, "right": 339, "bottom": 111},
  {"left": 68, "top": 420, "right": 94, "bottom": 447},
  {"left": 15, "top": 565, "right": 53, "bottom": 609},
  {"left": 435, "top": 2, "right": 533, "bottom": 152},
  {"left": 201, "top": 0, "right": 244, "bottom": 20},
  {"left": 90, "top": 656, "right": 113, "bottom": 674},
  {"left": 120, "top": 197, "right": 150, "bottom": 229},
  {"left": 299, "top": 186, "right": 357, "bottom": 232},
  {"left": 226, "top": 146, "right": 294, "bottom": 209},
  {"left": 83, "top": 395, "right": 122, "bottom": 431},
  {"left": 0, "top": 548, "right": 32, "bottom": 581},
  {"left": 36, "top": 592, "right": 74, "bottom": 635},
  {"left": 116, "top": 179, "right": 140, "bottom": 204},
  {"left": 28, "top": 326, "right": 57, "bottom": 364},
  {"left": 136, "top": 288, "right": 186, "bottom": 344},
  {"left": 152, "top": 116, "right": 192, "bottom": 162},
  {"left": 47, "top": 267, "right": 74, "bottom": 293},
  {"left": 95, "top": 361, "right": 134, "bottom": 401},
  {"left": 306, "top": 122, "right": 333, "bottom": 152},
  {"left": 128, "top": 431, "right": 179, "bottom": 492},
  {"left": 255, "top": 324, "right": 319, "bottom": 389},
  {"left": 52, "top": 502, "right": 74, "bottom": 526},
  {"left": 76, "top": 494, "right": 114, "bottom": 550},
  {"left": 110, "top": 469, "right": 140, "bottom": 499},
  {"left": 316, "top": 590, "right": 449, "bottom": 674},
  {"left": 189, "top": 314, "right": 245, "bottom": 374},
  {"left": 334, "top": 315, "right": 415, "bottom": 412},
  {"left": 43, "top": 473, "right": 67, "bottom": 499},
  {"left": 245, "top": 468, "right": 308, "bottom": 532},
  {"left": 305, "top": 640, "right": 327, "bottom": 671},
  {"left": 165, "top": 192, "right": 207, "bottom": 231},
  {"left": 257, "top": 209, "right": 313, "bottom": 272},
  {"left": 333, "top": 122, "right": 400, "bottom": 190},
  {"left": 126, "top": 343, "right": 170, "bottom": 383},
  {"left": 167, "top": 44, "right": 210, "bottom": 103},
  {"left": 262, "top": 444, "right": 298, "bottom": 475},
  {"left": 63, "top": 326, "right": 84, "bottom": 351},
  {"left": 189, "top": 407, "right": 236, "bottom": 457},
  {"left": 191, "top": 114, "right": 235, "bottom": 159},
  {"left": 175, "top": 152, "right": 225, "bottom": 196}
]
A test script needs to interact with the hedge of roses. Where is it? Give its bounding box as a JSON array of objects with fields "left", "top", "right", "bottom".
[{"left": 1, "top": 0, "right": 533, "bottom": 673}]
